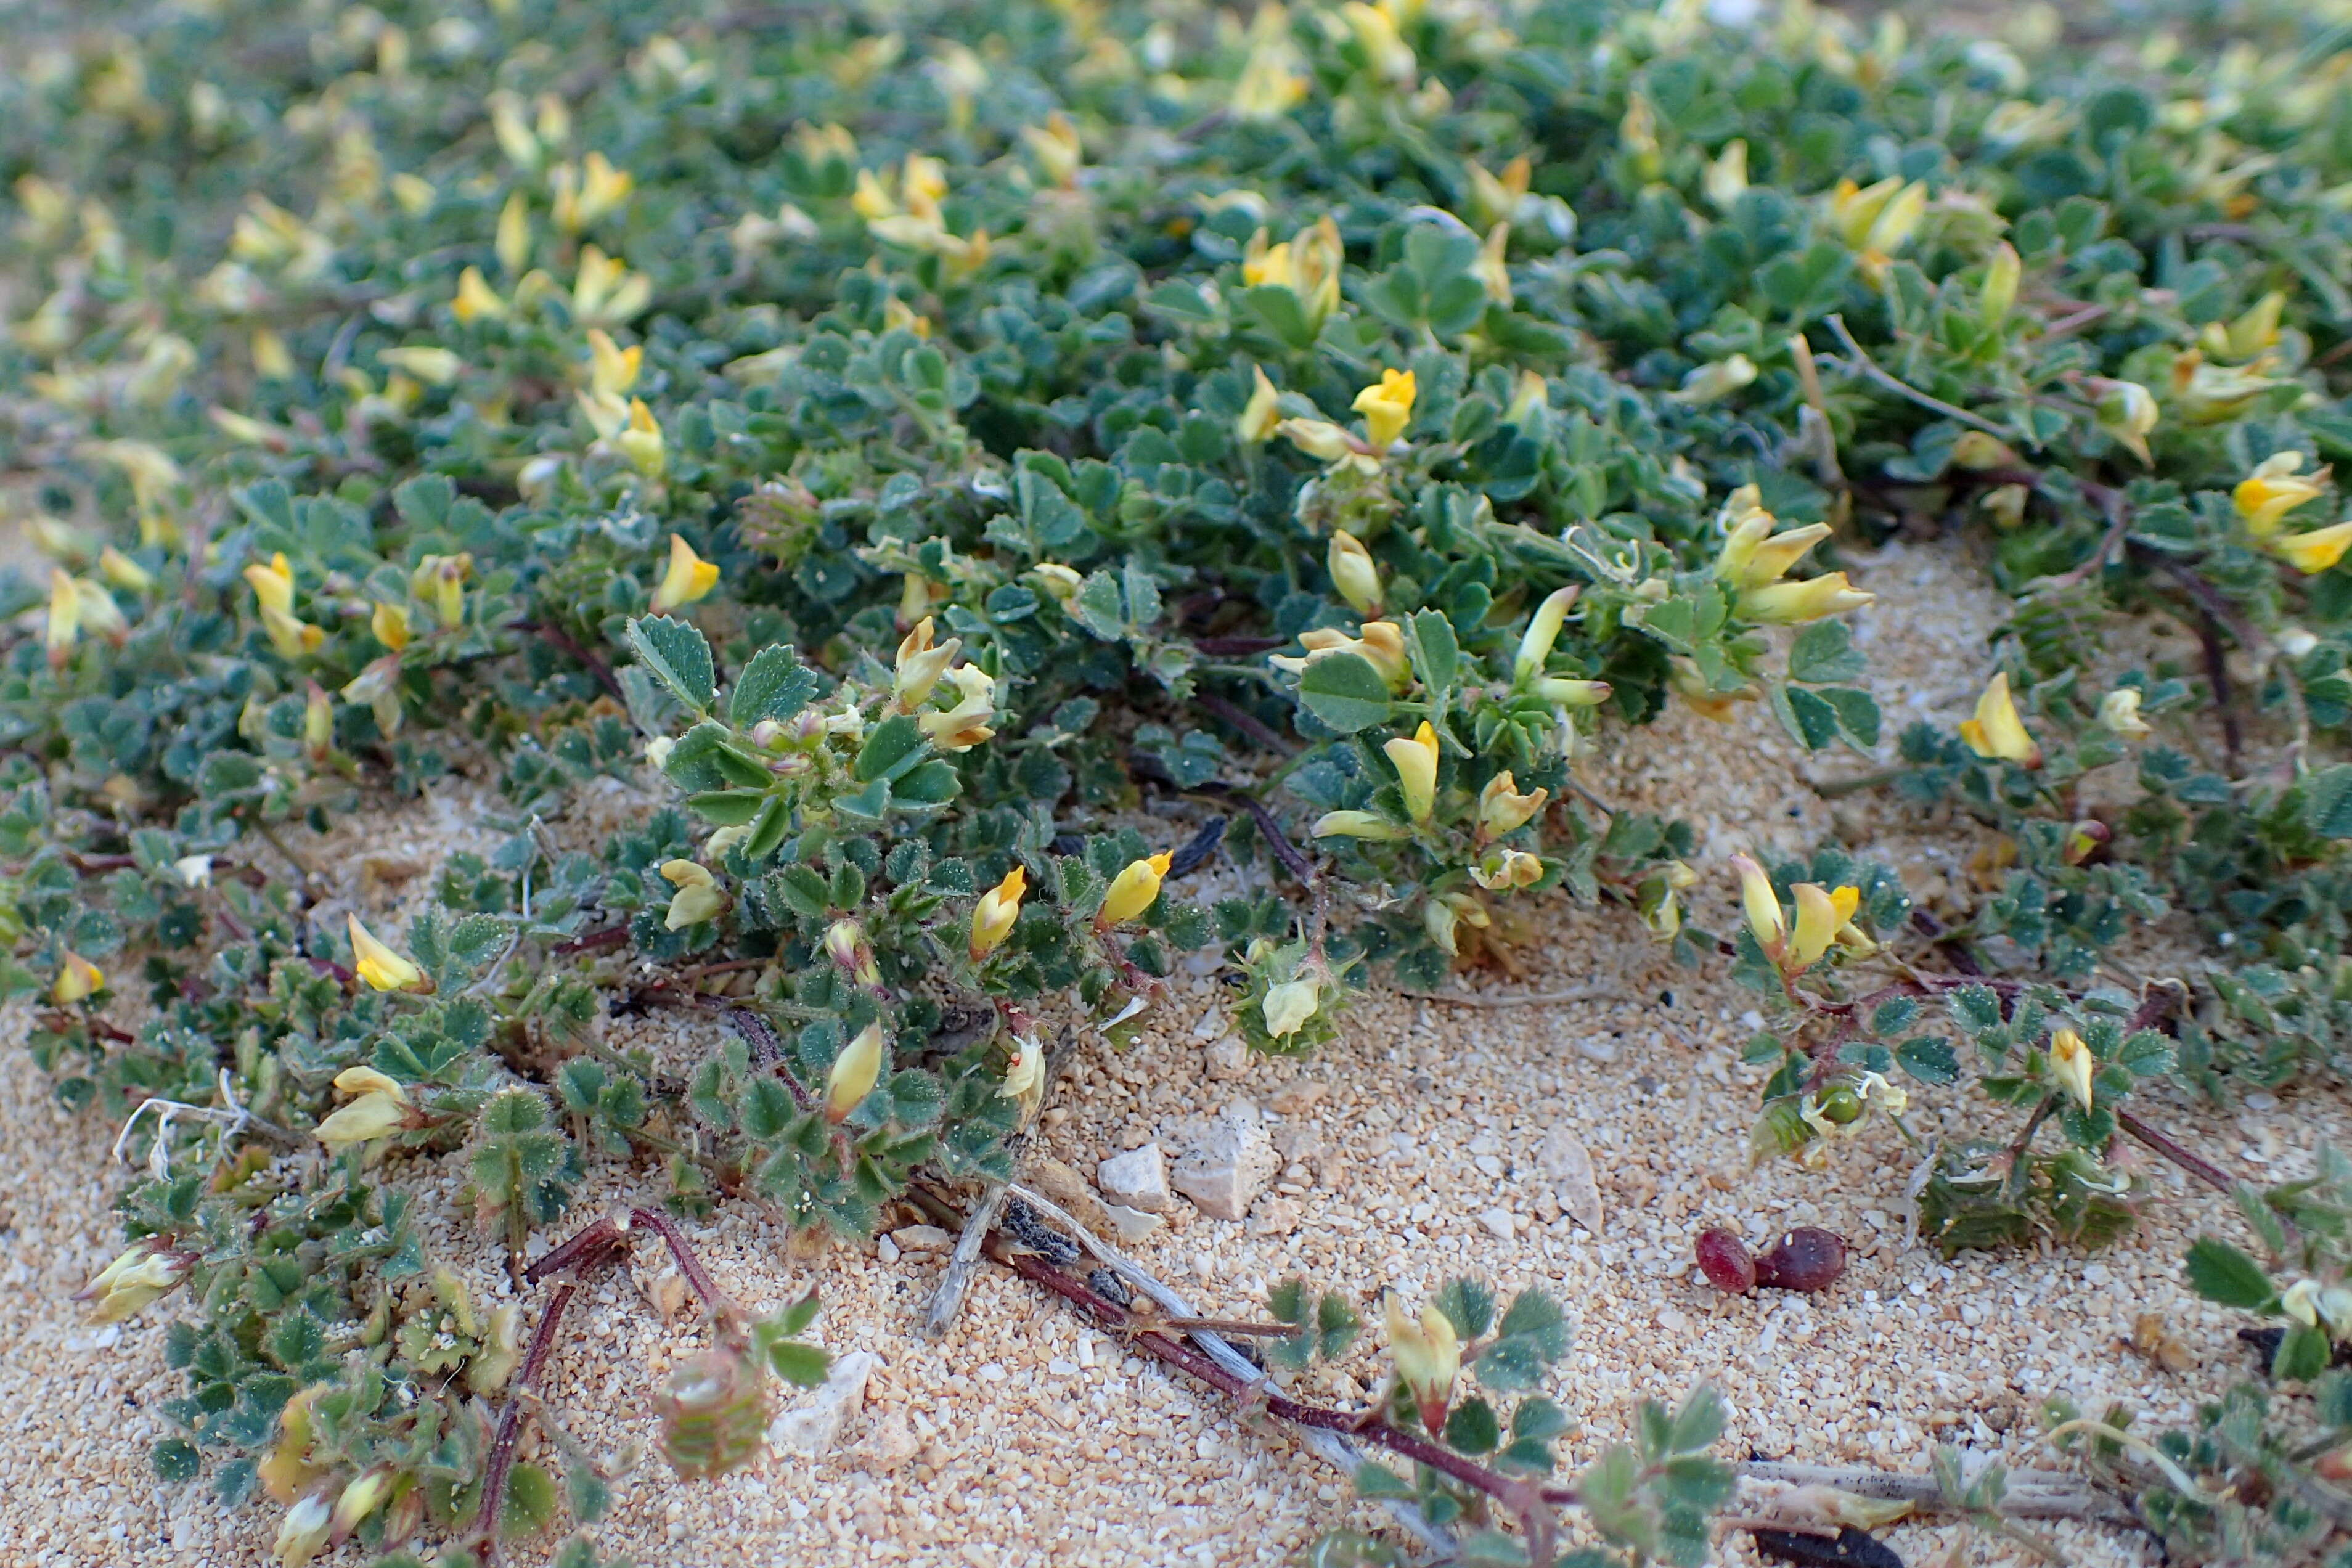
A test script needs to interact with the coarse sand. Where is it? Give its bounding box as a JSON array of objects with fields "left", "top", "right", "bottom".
[{"left": 0, "top": 537, "right": 2335, "bottom": 1568}]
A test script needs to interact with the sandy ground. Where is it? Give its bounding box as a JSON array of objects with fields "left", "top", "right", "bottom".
[{"left": 0, "top": 536, "right": 2335, "bottom": 1568}]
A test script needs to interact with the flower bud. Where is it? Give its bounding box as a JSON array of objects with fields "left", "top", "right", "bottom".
[
  {"left": 53, "top": 949, "right": 104, "bottom": 1004},
  {"left": 1276, "top": 417, "right": 1358, "bottom": 463},
  {"left": 329, "top": 1467, "right": 395, "bottom": 1544},
  {"left": 1311, "top": 810, "right": 1405, "bottom": 842},
  {"left": 1533, "top": 677, "right": 1612, "bottom": 708},
  {"left": 1327, "top": 531, "right": 1382, "bottom": 617},
  {"left": 1238, "top": 364, "right": 1283, "bottom": 443},
  {"left": 825, "top": 918, "right": 880, "bottom": 985},
  {"left": 73, "top": 1238, "right": 194, "bottom": 1323},
  {"left": 2062, "top": 819, "right": 2111, "bottom": 866},
  {"left": 1099, "top": 851, "right": 1174, "bottom": 926},
  {"left": 1731, "top": 854, "right": 1786, "bottom": 959},
  {"left": 1383, "top": 1296, "right": 1461, "bottom": 1434},
  {"left": 969, "top": 866, "right": 1026, "bottom": 959},
  {"left": 2091, "top": 378, "right": 2158, "bottom": 466},
  {"left": 1513, "top": 586, "right": 1579, "bottom": 684},
  {"left": 1380, "top": 722, "right": 1441, "bottom": 823},
  {"left": 892, "top": 616, "right": 960, "bottom": 708},
  {"left": 2048, "top": 1026, "right": 2094, "bottom": 1112},
  {"left": 1979, "top": 242, "right": 2020, "bottom": 326},
  {"left": 825, "top": 1021, "right": 886, "bottom": 1123},
  {"left": 274, "top": 1492, "right": 334, "bottom": 1567},
  {"left": 1741, "top": 571, "right": 1872, "bottom": 623},
  {"left": 1949, "top": 431, "right": 2017, "bottom": 470},
  {"left": 1669, "top": 354, "right": 1757, "bottom": 406}
]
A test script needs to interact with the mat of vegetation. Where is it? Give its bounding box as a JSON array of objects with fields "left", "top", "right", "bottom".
[{"left": 5, "top": 0, "right": 2352, "bottom": 1564}]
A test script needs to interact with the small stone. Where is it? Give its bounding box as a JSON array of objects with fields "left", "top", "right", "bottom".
[
  {"left": 1100, "top": 1202, "right": 1162, "bottom": 1243},
  {"left": 1203, "top": 1034, "right": 1249, "bottom": 1080},
  {"left": 868, "top": 1408, "right": 918, "bottom": 1472},
  {"left": 1096, "top": 1143, "right": 1173, "bottom": 1213},
  {"left": 890, "top": 1225, "right": 952, "bottom": 1253},
  {"left": 1575, "top": 1036, "right": 1620, "bottom": 1063},
  {"left": 1479, "top": 1207, "right": 1517, "bottom": 1241},
  {"left": 1268, "top": 1080, "right": 1328, "bottom": 1114},
  {"left": 1171, "top": 1100, "right": 1280, "bottom": 1221},
  {"left": 1249, "top": 1197, "right": 1303, "bottom": 1236},
  {"left": 1537, "top": 1125, "right": 1604, "bottom": 1235},
  {"left": 875, "top": 1233, "right": 900, "bottom": 1265},
  {"left": 769, "top": 1349, "right": 874, "bottom": 1456},
  {"left": 1271, "top": 1124, "right": 1322, "bottom": 1165}
]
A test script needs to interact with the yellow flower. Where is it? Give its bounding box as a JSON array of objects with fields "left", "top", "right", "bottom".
[
  {"left": 1980, "top": 242, "right": 2020, "bottom": 325},
  {"left": 1472, "top": 223, "right": 1511, "bottom": 306},
  {"left": 1241, "top": 216, "right": 1342, "bottom": 329},
  {"left": 1731, "top": 854, "right": 1786, "bottom": 959},
  {"left": 1021, "top": 113, "right": 1082, "bottom": 189},
  {"left": 259, "top": 603, "right": 325, "bottom": 659},
  {"left": 252, "top": 327, "right": 296, "bottom": 380},
  {"left": 1238, "top": 364, "right": 1283, "bottom": 443},
  {"left": 1099, "top": 851, "right": 1174, "bottom": 926},
  {"left": 1341, "top": 1, "right": 1416, "bottom": 86},
  {"left": 1312, "top": 809, "right": 1407, "bottom": 842},
  {"left": 1353, "top": 367, "right": 1416, "bottom": 449},
  {"left": 571, "top": 246, "right": 650, "bottom": 326},
  {"left": 1509, "top": 585, "right": 1578, "bottom": 684},
  {"left": 1670, "top": 354, "right": 1757, "bottom": 405},
  {"left": 650, "top": 534, "right": 720, "bottom": 613},
  {"left": 659, "top": 860, "right": 725, "bottom": 929},
  {"left": 1475, "top": 772, "right": 1547, "bottom": 842},
  {"left": 1276, "top": 417, "right": 1362, "bottom": 463},
  {"left": 615, "top": 397, "right": 665, "bottom": 477},
  {"left": 918, "top": 664, "right": 998, "bottom": 751},
  {"left": 97, "top": 547, "right": 152, "bottom": 593},
  {"left": 2233, "top": 452, "right": 2328, "bottom": 537},
  {"left": 348, "top": 915, "right": 427, "bottom": 992},
  {"left": 1470, "top": 847, "right": 1544, "bottom": 890},
  {"left": 1273, "top": 623, "right": 1411, "bottom": 690},
  {"left": 53, "top": 949, "right": 104, "bottom": 1003},
  {"left": 1231, "top": 28, "right": 1308, "bottom": 121},
  {"left": 998, "top": 1033, "right": 1047, "bottom": 1103},
  {"left": 496, "top": 192, "right": 531, "bottom": 276},
  {"left": 314, "top": 1066, "right": 414, "bottom": 1149},
  {"left": 2098, "top": 688, "right": 2150, "bottom": 737},
  {"left": 1262, "top": 976, "right": 1320, "bottom": 1039},
  {"left": 2048, "top": 1026, "right": 2094, "bottom": 1112},
  {"left": 378, "top": 346, "right": 462, "bottom": 386},
  {"left": 411, "top": 553, "right": 470, "bottom": 630},
  {"left": 1740, "top": 571, "right": 1872, "bottom": 623},
  {"left": 1788, "top": 883, "right": 1861, "bottom": 969},
  {"left": 1466, "top": 155, "right": 1531, "bottom": 227},
  {"left": 451, "top": 266, "right": 508, "bottom": 325},
  {"left": 825, "top": 1021, "right": 886, "bottom": 1124},
  {"left": 244, "top": 552, "right": 296, "bottom": 617},
  {"left": 73, "top": 1239, "right": 192, "bottom": 1324},
  {"left": 370, "top": 601, "right": 410, "bottom": 651},
  {"left": 1703, "top": 139, "right": 1749, "bottom": 211},
  {"left": 330, "top": 1469, "right": 394, "bottom": 1543},
  {"left": 1382, "top": 721, "right": 1440, "bottom": 823},
  {"left": 970, "top": 866, "right": 1027, "bottom": 959},
  {"left": 553, "top": 151, "right": 633, "bottom": 232},
  {"left": 274, "top": 1492, "right": 333, "bottom": 1568},
  {"left": 1958, "top": 672, "right": 2041, "bottom": 767},
  {"left": 303, "top": 682, "right": 332, "bottom": 758},
  {"left": 2272, "top": 521, "right": 2352, "bottom": 574},
  {"left": 44, "top": 569, "right": 80, "bottom": 664},
  {"left": 2091, "top": 378, "right": 2159, "bottom": 465},
  {"left": 1384, "top": 1295, "right": 1460, "bottom": 1433},
  {"left": 1533, "top": 677, "right": 1611, "bottom": 707},
  {"left": 893, "top": 616, "right": 961, "bottom": 708},
  {"left": 1243, "top": 230, "right": 1297, "bottom": 291},
  {"left": 1328, "top": 531, "right": 1382, "bottom": 616},
  {"left": 1829, "top": 176, "right": 1905, "bottom": 248},
  {"left": 1031, "top": 563, "right": 1083, "bottom": 602},
  {"left": 1949, "top": 431, "right": 2017, "bottom": 471},
  {"left": 586, "top": 328, "right": 641, "bottom": 397}
]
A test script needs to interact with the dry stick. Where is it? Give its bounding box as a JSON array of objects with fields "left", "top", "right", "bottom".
[
  {"left": 920, "top": 1034, "right": 1079, "bottom": 1340},
  {"left": 1400, "top": 986, "right": 1613, "bottom": 1009},
  {"left": 982, "top": 1181, "right": 1457, "bottom": 1556},
  {"left": 1737, "top": 1461, "right": 2137, "bottom": 1525}
]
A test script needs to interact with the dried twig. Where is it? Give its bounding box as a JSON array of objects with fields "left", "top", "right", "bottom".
[
  {"left": 1400, "top": 986, "right": 1613, "bottom": 1008},
  {"left": 1738, "top": 1461, "right": 2138, "bottom": 1525},
  {"left": 1824, "top": 314, "right": 2010, "bottom": 437},
  {"left": 960, "top": 1180, "right": 1459, "bottom": 1556}
]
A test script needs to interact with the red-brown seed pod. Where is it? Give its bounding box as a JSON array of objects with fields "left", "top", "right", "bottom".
[
  {"left": 1695, "top": 1227, "right": 1758, "bottom": 1294},
  {"left": 1755, "top": 1227, "right": 1848, "bottom": 1292}
]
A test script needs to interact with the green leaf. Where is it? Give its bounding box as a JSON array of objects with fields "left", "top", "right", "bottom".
[
  {"left": 854, "top": 714, "right": 929, "bottom": 783},
  {"left": 1896, "top": 1037, "right": 1960, "bottom": 1085},
  {"left": 2277, "top": 1323, "right": 2331, "bottom": 1382},
  {"left": 1353, "top": 1461, "right": 1418, "bottom": 1499},
  {"left": 729, "top": 645, "right": 822, "bottom": 728},
  {"left": 1434, "top": 1278, "right": 1495, "bottom": 1340},
  {"left": 1444, "top": 1397, "right": 1501, "bottom": 1455},
  {"left": 2183, "top": 1236, "right": 2276, "bottom": 1310},
  {"left": 2305, "top": 765, "right": 2352, "bottom": 839},
  {"left": 1788, "top": 620, "right": 1868, "bottom": 684},
  {"left": 767, "top": 1340, "right": 830, "bottom": 1387},
  {"left": 1296, "top": 653, "right": 1394, "bottom": 734},
  {"left": 500, "top": 1462, "right": 558, "bottom": 1539},
  {"left": 1407, "top": 609, "right": 1460, "bottom": 693},
  {"left": 625, "top": 616, "right": 716, "bottom": 712},
  {"left": 1665, "top": 1387, "right": 1726, "bottom": 1453}
]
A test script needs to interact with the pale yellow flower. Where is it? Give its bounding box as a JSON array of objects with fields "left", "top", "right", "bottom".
[
  {"left": 2233, "top": 452, "right": 2328, "bottom": 537},
  {"left": 1731, "top": 854, "right": 1786, "bottom": 959},
  {"left": 1098, "top": 851, "right": 1174, "bottom": 926},
  {"left": 659, "top": 860, "right": 724, "bottom": 929},
  {"left": 825, "top": 1021, "right": 886, "bottom": 1123},
  {"left": 1382, "top": 721, "right": 1440, "bottom": 823},
  {"left": 348, "top": 915, "right": 427, "bottom": 991},
  {"left": 2048, "top": 1026, "right": 2094, "bottom": 1111},
  {"left": 650, "top": 533, "right": 719, "bottom": 613},
  {"left": 1959, "top": 672, "right": 2040, "bottom": 767},
  {"left": 1384, "top": 1295, "right": 1460, "bottom": 1432},
  {"left": 1475, "top": 772, "right": 1547, "bottom": 842},
  {"left": 1353, "top": 367, "right": 1416, "bottom": 449},
  {"left": 1788, "top": 883, "right": 1861, "bottom": 969},
  {"left": 969, "top": 867, "right": 1027, "bottom": 959}
]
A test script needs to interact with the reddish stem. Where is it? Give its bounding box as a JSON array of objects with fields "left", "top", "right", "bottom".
[
  {"left": 629, "top": 1206, "right": 742, "bottom": 1326},
  {"left": 552, "top": 925, "right": 629, "bottom": 956}
]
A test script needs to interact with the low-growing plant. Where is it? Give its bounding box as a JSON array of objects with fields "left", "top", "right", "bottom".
[{"left": 6, "top": 0, "right": 2352, "bottom": 1560}]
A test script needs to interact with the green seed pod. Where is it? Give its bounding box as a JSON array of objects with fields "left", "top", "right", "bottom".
[
  {"left": 1816, "top": 1084, "right": 1864, "bottom": 1125},
  {"left": 656, "top": 1346, "right": 770, "bottom": 1479}
]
